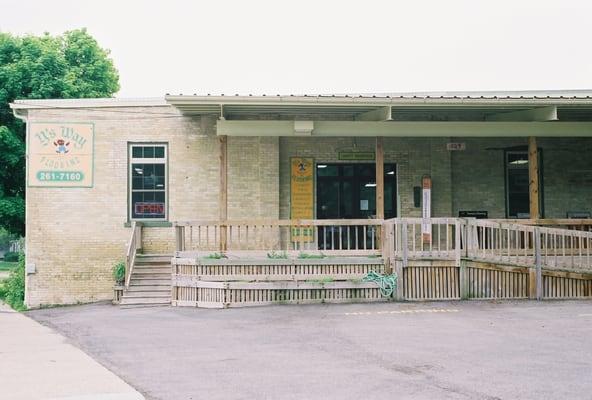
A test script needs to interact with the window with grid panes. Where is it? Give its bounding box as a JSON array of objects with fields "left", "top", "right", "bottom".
[{"left": 129, "top": 144, "right": 167, "bottom": 220}]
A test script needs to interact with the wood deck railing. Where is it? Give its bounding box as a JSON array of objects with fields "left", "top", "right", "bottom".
[
  {"left": 496, "top": 219, "right": 592, "bottom": 232},
  {"left": 174, "top": 219, "right": 383, "bottom": 256},
  {"left": 173, "top": 217, "right": 592, "bottom": 271},
  {"left": 170, "top": 218, "right": 592, "bottom": 306},
  {"left": 125, "top": 221, "right": 142, "bottom": 288}
]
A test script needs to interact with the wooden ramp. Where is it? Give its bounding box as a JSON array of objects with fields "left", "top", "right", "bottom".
[{"left": 118, "top": 218, "right": 592, "bottom": 308}]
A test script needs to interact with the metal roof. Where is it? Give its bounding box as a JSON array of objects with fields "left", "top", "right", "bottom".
[
  {"left": 10, "top": 97, "right": 168, "bottom": 109},
  {"left": 10, "top": 90, "right": 592, "bottom": 125}
]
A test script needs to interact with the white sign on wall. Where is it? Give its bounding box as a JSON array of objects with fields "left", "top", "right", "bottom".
[
  {"left": 421, "top": 176, "right": 432, "bottom": 243},
  {"left": 446, "top": 143, "right": 466, "bottom": 151}
]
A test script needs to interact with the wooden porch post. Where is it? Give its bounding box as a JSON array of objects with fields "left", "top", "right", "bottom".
[
  {"left": 219, "top": 135, "right": 228, "bottom": 251},
  {"left": 376, "top": 137, "right": 384, "bottom": 220},
  {"left": 528, "top": 136, "right": 540, "bottom": 219}
]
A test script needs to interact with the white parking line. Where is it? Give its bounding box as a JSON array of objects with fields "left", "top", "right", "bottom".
[{"left": 344, "top": 309, "right": 460, "bottom": 316}]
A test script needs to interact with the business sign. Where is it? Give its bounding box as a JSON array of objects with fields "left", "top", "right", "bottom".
[
  {"left": 290, "top": 157, "right": 314, "bottom": 242},
  {"left": 134, "top": 202, "right": 165, "bottom": 217},
  {"left": 28, "top": 122, "right": 94, "bottom": 187},
  {"left": 338, "top": 151, "right": 375, "bottom": 161},
  {"left": 446, "top": 143, "right": 466, "bottom": 151},
  {"left": 421, "top": 175, "right": 432, "bottom": 243}
]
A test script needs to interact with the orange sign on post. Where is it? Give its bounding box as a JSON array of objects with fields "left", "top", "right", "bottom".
[{"left": 290, "top": 157, "right": 314, "bottom": 242}]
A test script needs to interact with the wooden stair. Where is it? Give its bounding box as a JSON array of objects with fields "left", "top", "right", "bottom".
[{"left": 120, "top": 254, "right": 172, "bottom": 308}]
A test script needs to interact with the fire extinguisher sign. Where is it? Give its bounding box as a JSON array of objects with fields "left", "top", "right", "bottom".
[{"left": 422, "top": 175, "right": 432, "bottom": 243}]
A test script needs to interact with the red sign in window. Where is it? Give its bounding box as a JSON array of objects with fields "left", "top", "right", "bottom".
[{"left": 135, "top": 202, "right": 165, "bottom": 216}]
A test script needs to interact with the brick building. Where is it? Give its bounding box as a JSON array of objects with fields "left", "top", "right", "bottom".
[{"left": 10, "top": 90, "right": 592, "bottom": 307}]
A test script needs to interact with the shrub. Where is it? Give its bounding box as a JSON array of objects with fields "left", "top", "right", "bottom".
[
  {"left": 3, "top": 251, "right": 19, "bottom": 262},
  {"left": 203, "top": 253, "right": 226, "bottom": 259},
  {"left": 0, "top": 253, "right": 26, "bottom": 311},
  {"left": 112, "top": 261, "right": 126, "bottom": 284},
  {"left": 267, "top": 251, "right": 288, "bottom": 259}
]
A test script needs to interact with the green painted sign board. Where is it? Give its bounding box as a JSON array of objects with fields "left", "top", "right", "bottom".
[{"left": 338, "top": 151, "right": 375, "bottom": 161}]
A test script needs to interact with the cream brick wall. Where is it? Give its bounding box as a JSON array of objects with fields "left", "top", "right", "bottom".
[
  {"left": 227, "top": 136, "right": 279, "bottom": 219},
  {"left": 26, "top": 107, "right": 218, "bottom": 307}
]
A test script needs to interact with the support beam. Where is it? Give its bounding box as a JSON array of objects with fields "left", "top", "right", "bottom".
[
  {"left": 219, "top": 135, "right": 228, "bottom": 251},
  {"left": 217, "top": 120, "right": 592, "bottom": 137},
  {"left": 486, "top": 106, "right": 558, "bottom": 121},
  {"left": 375, "top": 137, "right": 384, "bottom": 220},
  {"left": 528, "top": 136, "right": 540, "bottom": 219},
  {"left": 355, "top": 106, "right": 392, "bottom": 121}
]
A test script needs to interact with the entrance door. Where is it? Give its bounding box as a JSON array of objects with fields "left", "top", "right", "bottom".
[{"left": 316, "top": 163, "right": 397, "bottom": 219}]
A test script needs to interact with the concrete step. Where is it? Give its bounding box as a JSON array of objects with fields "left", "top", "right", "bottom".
[
  {"left": 120, "top": 297, "right": 171, "bottom": 306},
  {"left": 134, "top": 261, "right": 171, "bottom": 267},
  {"left": 120, "top": 303, "right": 170, "bottom": 309},
  {"left": 131, "top": 272, "right": 171, "bottom": 279},
  {"left": 123, "top": 290, "right": 170, "bottom": 297},
  {"left": 135, "top": 254, "right": 172, "bottom": 264},
  {"left": 122, "top": 292, "right": 170, "bottom": 299},
  {"left": 126, "top": 285, "right": 170, "bottom": 292},
  {"left": 132, "top": 266, "right": 171, "bottom": 272},
  {"left": 130, "top": 278, "right": 171, "bottom": 285}
]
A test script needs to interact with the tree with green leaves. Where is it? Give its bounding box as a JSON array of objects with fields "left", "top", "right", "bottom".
[{"left": 0, "top": 28, "right": 119, "bottom": 235}]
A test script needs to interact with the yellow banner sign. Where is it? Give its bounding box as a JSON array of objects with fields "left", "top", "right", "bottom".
[
  {"left": 290, "top": 157, "right": 314, "bottom": 242},
  {"left": 28, "top": 122, "right": 94, "bottom": 187}
]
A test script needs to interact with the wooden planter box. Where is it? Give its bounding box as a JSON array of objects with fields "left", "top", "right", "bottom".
[
  {"left": 171, "top": 256, "right": 387, "bottom": 308},
  {"left": 113, "top": 284, "right": 124, "bottom": 304},
  {"left": 172, "top": 280, "right": 386, "bottom": 308},
  {"left": 172, "top": 256, "right": 384, "bottom": 282}
]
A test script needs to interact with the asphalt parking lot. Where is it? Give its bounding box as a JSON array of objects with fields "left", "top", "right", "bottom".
[{"left": 29, "top": 300, "right": 592, "bottom": 400}]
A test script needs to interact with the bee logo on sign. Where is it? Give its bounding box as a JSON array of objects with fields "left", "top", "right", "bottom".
[{"left": 28, "top": 122, "right": 94, "bottom": 187}]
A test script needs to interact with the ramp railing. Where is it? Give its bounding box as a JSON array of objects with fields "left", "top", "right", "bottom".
[{"left": 174, "top": 219, "right": 383, "bottom": 256}]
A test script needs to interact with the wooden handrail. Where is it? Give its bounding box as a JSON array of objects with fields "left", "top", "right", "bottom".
[
  {"left": 493, "top": 218, "right": 592, "bottom": 227},
  {"left": 174, "top": 218, "right": 384, "bottom": 227},
  {"left": 125, "top": 221, "right": 142, "bottom": 289}
]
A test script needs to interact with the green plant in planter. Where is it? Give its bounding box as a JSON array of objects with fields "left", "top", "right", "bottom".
[
  {"left": 112, "top": 261, "right": 125, "bottom": 285},
  {"left": 203, "top": 253, "right": 226, "bottom": 259},
  {"left": 297, "top": 252, "right": 326, "bottom": 259},
  {"left": 267, "top": 251, "right": 288, "bottom": 259}
]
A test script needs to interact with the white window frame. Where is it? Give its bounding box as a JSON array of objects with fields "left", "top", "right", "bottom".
[{"left": 129, "top": 143, "right": 168, "bottom": 221}]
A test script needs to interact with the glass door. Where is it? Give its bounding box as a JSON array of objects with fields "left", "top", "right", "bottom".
[{"left": 316, "top": 163, "right": 396, "bottom": 249}]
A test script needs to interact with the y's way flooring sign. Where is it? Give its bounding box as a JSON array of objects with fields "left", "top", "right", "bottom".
[{"left": 28, "top": 122, "right": 94, "bottom": 187}]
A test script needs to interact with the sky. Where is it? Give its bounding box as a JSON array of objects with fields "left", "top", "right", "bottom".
[{"left": 2, "top": 0, "right": 591, "bottom": 98}]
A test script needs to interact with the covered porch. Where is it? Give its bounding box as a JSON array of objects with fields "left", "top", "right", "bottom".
[
  {"left": 164, "top": 91, "right": 592, "bottom": 225},
  {"left": 123, "top": 92, "right": 592, "bottom": 307}
]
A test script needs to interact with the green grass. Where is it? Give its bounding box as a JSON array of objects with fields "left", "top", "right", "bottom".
[
  {"left": 0, "top": 261, "right": 18, "bottom": 272},
  {"left": 297, "top": 252, "right": 327, "bottom": 259}
]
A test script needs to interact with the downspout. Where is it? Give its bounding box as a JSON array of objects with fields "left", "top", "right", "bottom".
[{"left": 10, "top": 106, "right": 30, "bottom": 307}]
